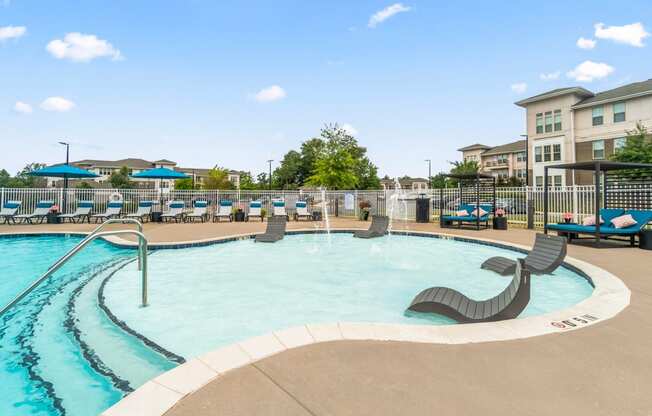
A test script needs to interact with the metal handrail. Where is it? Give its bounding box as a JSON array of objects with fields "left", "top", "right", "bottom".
[
  {"left": 0, "top": 222, "right": 149, "bottom": 318},
  {"left": 83, "top": 218, "right": 144, "bottom": 270}
]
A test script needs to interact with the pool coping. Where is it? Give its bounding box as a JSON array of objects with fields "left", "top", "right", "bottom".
[{"left": 0, "top": 229, "right": 630, "bottom": 416}]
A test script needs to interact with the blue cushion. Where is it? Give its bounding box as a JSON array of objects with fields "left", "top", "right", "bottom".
[
  {"left": 296, "top": 201, "right": 307, "bottom": 208},
  {"left": 4, "top": 202, "right": 20, "bottom": 209},
  {"left": 443, "top": 214, "right": 489, "bottom": 222},
  {"left": 138, "top": 201, "right": 153, "bottom": 208},
  {"left": 194, "top": 201, "right": 208, "bottom": 208},
  {"left": 600, "top": 208, "right": 624, "bottom": 225},
  {"left": 459, "top": 204, "right": 492, "bottom": 214},
  {"left": 220, "top": 200, "right": 232, "bottom": 207},
  {"left": 108, "top": 202, "right": 123, "bottom": 208},
  {"left": 78, "top": 201, "right": 94, "bottom": 208},
  {"left": 250, "top": 201, "right": 262, "bottom": 208},
  {"left": 169, "top": 202, "right": 185, "bottom": 209},
  {"left": 548, "top": 223, "right": 640, "bottom": 235},
  {"left": 36, "top": 201, "right": 54, "bottom": 208},
  {"left": 273, "top": 201, "right": 285, "bottom": 207},
  {"left": 626, "top": 210, "right": 652, "bottom": 228}
]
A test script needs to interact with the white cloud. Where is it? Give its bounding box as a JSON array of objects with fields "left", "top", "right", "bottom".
[
  {"left": 567, "top": 60, "right": 614, "bottom": 82},
  {"left": 368, "top": 3, "right": 411, "bottom": 28},
  {"left": 594, "top": 22, "right": 649, "bottom": 47},
  {"left": 40, "top": 97, "right": 75, "bottom": 112},
  {"left": 510, "top": 82, "right": 528, "bottom": 94},
  {"left": 254, "top": 85, "right": 286, "bottom": 103},
  {"left": 342, "top": 124, "right": 358, "bottom": 136},
  {"left": 540, "top": 71, "right": 561, "bottom": 81},
  {"left": 0, "top": 25, "right": 26, "bottom": 41},
  {"left": 46, "top": 32, "right": 122, "bottom": 62},
  {"left": 13, "top": 101, "right": 32, "bottom": 114},
  {"left": 576, "top": 37, "right": 596, "bottom": 50}
]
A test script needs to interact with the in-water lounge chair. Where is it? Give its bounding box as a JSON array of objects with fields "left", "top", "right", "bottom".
[
  {"left": 354, "top": 215, "right": 389, "bottom": 239},
  {"left": 15, "top": 200, "right": 54, "bottom": 224},
  {"left": 161, "top": 201, "right": 185, "bottom": 223},
  {"left": 547, "top": 208, "right": 652, "bottom": 247},
  {"left": 246, "top": 201, "right": 263, "bottom": 222},
  {"left": 481, "top": 233, "right": 567, "bottom": 276},
  {"left": 272, "top": 200, "right": 289, "bottom": 220},
  {"left": 213, "top": 200, "right": 233, "bottom": 222},
  {"left": 294, "top": 200, "right": 312, "bottom": 221},
  {"left": 185, "top": 200, "right": 209, "bottom": 223},
  {"left": 407, "top": 259, "right": 530, "bottom": 323},
  {"left": 92, "top": 201, "right": 123, "bottom": 223},
  {"left": 0, "top": 200, "right": 22, "bottom": 224},
  {"left": 440, "top": 203, "right": 492, "bottom": 229},
  {"left": 125, "top": 201, "right": 154, "bottom": 223},
  {"left": 255, "top": 215, "right": 287, "bottom": 243},
  {"left": 58, "top": 200, "right": 94, "bottom": 223}
]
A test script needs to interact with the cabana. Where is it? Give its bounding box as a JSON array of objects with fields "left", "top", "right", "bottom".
[
  {"left": 439, "top": 173, "right": 496, "bottom": 230},
  {"left": 544, "top": 161, "right": 652, "bottom": 247}
]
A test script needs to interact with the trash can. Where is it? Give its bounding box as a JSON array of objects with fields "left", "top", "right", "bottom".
[
  {"left": 640, "top": 230, "right": 652, "bottom": 250},
  {"left": 415, "top": 196, "right": 430, "bottom": 223}
]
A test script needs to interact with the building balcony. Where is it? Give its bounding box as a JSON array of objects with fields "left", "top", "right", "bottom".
[{"left": 484, "top": 161, "right": 509, "bottom": 169}]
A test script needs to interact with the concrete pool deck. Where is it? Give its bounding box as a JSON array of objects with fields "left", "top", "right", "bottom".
[{"left": 2, "top": 219, "right": 651, "bottom": 415}]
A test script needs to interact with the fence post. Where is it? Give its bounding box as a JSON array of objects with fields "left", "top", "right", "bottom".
[
  {"left": 0, "top": 187, "right": 4, "bottom": 209},
  {"left": 526, "top": 186, "right": 534, "bottom": 229}
]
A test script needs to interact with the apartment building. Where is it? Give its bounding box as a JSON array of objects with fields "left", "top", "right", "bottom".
[
  {"left": 380, "top": 176, "right": 430, "bottom": 191},
  {"left": 458, "top": 140, "right": 527, "bottom": 182},
  {"left": 516, "top": 78, "right": 652, "bottom": 186}
]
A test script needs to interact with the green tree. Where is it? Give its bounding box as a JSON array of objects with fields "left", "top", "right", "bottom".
[
  {"left": 203, "top": 167, "right": 235, "bottom": 190},
  {"left": 238, "top": 172, "right": 258, "bottom": 190},
  {"left": 611, "top": 122, "right": 652, "bottom": 163},
  {"left": 0, "top": 169, "right": 11, "bottom": 187},
  {"left": 273, "top": 150, "right": 303, "bottom": 189},
  {"left": 449, "top": 160, "right": 480, "bottom": 176},
  {"left": 75, "top": 181, "right": 93, "bottom": 189},
  {"left": 109, "top": 166, "right": 135, "bottom": 189},
  {"left": 174, "top": 177, "right": 195, "bottom": 190},
  {"left": 306, "top": 128, "right": 359, "bottom": 189},
  {"left": 430, "top": 173, "right": 450, "bottom": 189},
  {"left": 256, "top": 172, "right": 270, "bottom": 189}
]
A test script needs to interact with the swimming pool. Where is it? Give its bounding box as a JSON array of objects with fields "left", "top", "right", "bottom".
[{"left": 0, "top": 233, "right": 594, "bottom": 416}]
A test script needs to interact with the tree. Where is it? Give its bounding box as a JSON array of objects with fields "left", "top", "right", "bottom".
[
  {"left": 611, "top": 122, "right": 652, "bottom": 163},
  {"left": 0, "top": 169, "right": 11, "bottom": 187},
  {"left": 273, "top": 150, "right": 303, "bottom": 189},
  {"left": 109, "top": 166, "right": 134, "bottom": 189},
  {"left": 430, "top": 173, "right": 450, "bottom": 189},
  {"left": 449, "top": 160, "right": 480, "bottom": 176},
  {"left": 256, "top": 172, "right": 270, "bottom": 189},
  {"left": 238, "top": 172, "right": 258, "bottom": 190},
  {"left": 306, "top": 127, "right": 360, "bottom": 189},
  {"left": 174, "top": 177, "right": 195, "bottom": 190},
  {"left": 203, "top": 167, "right": 234, "bottom": 190}
]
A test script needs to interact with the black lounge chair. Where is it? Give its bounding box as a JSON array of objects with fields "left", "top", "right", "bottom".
[
  {"left": 407, "top": 259, "right": 530, "bottom": 323},
  {"left": 353, "top": 215, "right": 389, "bottom": 239},
  {"left": 255, "top": 215, "right": 287, "bottom": 243},
  {"left": 481, "top": 233, "right": 567, "bottom": 276}
]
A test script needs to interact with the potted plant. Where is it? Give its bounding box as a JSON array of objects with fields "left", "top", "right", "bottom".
[
  {"left": 493, "top": 208, "right": 507, "bottom": 230},
  {"left": 562, "top": 212, "right": 573, "bottom": 224},
  {"left": 47, "top": 204, "right": 61, "bottom": 224},
  {"left": 358, "top": 200, "right": 371, "bottom": 221}
]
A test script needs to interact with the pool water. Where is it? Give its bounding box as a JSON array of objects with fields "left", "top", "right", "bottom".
[{"left": 0, "top": 233, "right": 593, "bottom": 416}]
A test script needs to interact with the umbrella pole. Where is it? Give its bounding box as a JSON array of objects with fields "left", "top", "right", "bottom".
[{"left": 62, "top": 174, "right": 68, "bottom": 214}]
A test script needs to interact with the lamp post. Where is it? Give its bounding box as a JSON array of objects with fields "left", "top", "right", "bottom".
[
  {"left": 267, "top": 159, "right": 273, "bottom": 190},
  {"left": 58, "top": 141, "right": 70, "bottom": 214},
  {"left": 520, "top": 134, "right": 529, "bottom": 186},
  {"left": 425, "top": 159, "right": 431, "bottom": 189}
]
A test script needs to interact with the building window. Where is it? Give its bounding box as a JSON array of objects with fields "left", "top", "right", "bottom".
[
  {"left": 554, "top": 110, "right": 562, "bottom": 131},
  {"left": 553, "top": 144, "right": 561, "bottom": 161},
  {"left": 545, "top": 112, "right": 553, "bottom": 133},
  {"left": 516, "top": 152, "right": 526, "bottom": 162},
  {"left": 497, "top": 154, "right": 508, "bottom": 164},
  {"left": 516, "top": 169, "right": 526, "bottom": 179},
  {"left": 536, "top": 113, "right": 544, "bottom": 134},
  {"left": 553, "top": 175, "right": 562, "bottom": 187},
  {"left": 613, "top": 102, "right": 625, "bottom": 123},
  {"left": 614, "top": 137, "right": 627, "bottom": 153},
  {"left": 535, "top": 176, "right": 543, "bottom": 186},
  {"left": 534, "top": 146, "right": 542, "bottom": 163},
  {"left": 592, "top": 106, "right": 604, "bottom": 126},
  {"left": 543, "top": 145, "right": 552, "bottom": 162},
  {"left": 99, "top": 168, "right": 114, "bottom": 176},
  {"left": 592, "top": 140, "right": 605, "bottom": 160}
]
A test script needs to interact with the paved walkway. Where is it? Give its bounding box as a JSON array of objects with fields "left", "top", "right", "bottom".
[{"left": 3, "top": 218, "right": 652, "bottom": 415}]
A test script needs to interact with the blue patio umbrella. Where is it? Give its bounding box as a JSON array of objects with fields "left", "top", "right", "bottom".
[
  {"left": 29, "top": 164, "right": 99, "bottom": 213},
  {"left": 131, "top": 167, "right": 190, "bottom": 211}
]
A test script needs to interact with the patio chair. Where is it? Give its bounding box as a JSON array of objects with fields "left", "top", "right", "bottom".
[
  {"left": 294, "top": 200, "right": 312, "bottom": 221},
  {"left": 354, "top": 215, "right": 389, "bottom": 239},
  {"left": 185, "top": 200, "right": 209, "bottom": 223},
  {"left": 481, "top": 233, "right": 567, "bottom": 276},
  {"left": 440, "top": 203, "right": 492, "bottom": 230},
  {"left": 15, "top": 200, "right": 54, "bottom": 224},
  {"left": 125, "top": 201, "right": 154, "bottom": 223},
  {"left": 161, "top": 201, "right": 186, "bottom": 223},
  {"left": 91, "top": 201, "right": 124, "bottom": 223},
  {"left": 246, "top": 201, "right": 263, "bottom": 222},
  {"left": 255, "top": 215, "right": 287, "bottom": 243},
  {"left": 0, "top": 200, "right": 22, "bottom": 224},
  {"left": 272, "top": 200, "right": 289, "bottom": 220},
  {"left": 213, "top": 200, "right": 233, "bottom": 222},
  {"left": 58, "top": 201, "right": 94, "bottom": 223},
  {"left": 407, "top": 259, "right": 530, "bottom": 323}
]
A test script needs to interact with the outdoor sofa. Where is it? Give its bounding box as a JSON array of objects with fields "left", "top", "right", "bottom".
[{"left": 441, "top": 203, "right": 492, "bottom": 229}]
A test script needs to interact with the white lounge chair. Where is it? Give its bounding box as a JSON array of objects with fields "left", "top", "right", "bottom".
[
  {"left": 15, "top": 200, "right": 54, "bottom": 224},
  {"left": 246, "top": 201, "right": 263, "bottom": 222},
  {"left": 272, "top": 199, "right": 289, "bottom": 220},
  {"left": 185, "top": 200, "right": 208, "bottom": 222},
  {"left": 213, "top": 200, "right": 233, "bottom": 222},
  {"left": 92, "top": 201, "right": 123, "bottom": 223},
  {"left": 0, "top": 200, "right": 22, "bottom": 224},
  {"left": 125, "top": 201, "right": 154, "bottom": 223},
  {"left": 294, "top": 200, "right": 312, "bottom": 221},
  {"left": 161, "top": 200, "right": 185, "bottom": 222},
  {"left": 58, "top": 200, "right": 94, "bottom": 223}
]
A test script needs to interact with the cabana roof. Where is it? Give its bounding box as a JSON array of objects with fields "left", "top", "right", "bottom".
[
  {"left": 545, "top": 161, "right": 652, "bottom": 171},
  {"left": 443, "top": 172, "right": 494, "bottom": 180}
]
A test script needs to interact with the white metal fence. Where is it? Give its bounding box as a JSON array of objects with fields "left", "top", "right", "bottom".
[{"left": 1, "top": 186, "right": 650, "bottom": 228}]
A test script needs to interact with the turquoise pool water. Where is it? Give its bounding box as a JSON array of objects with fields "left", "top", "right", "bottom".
[{"left": 0, "top": 233, "right": 593, "bottom": 416}]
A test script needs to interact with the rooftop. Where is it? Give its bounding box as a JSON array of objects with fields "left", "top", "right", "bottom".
[
  {"left": 572, "top": 79, "right": 652, "bottom": 108},
  {"left": 481, "top": 140, "right": 526, "bottom": 156},
  {"left": 515, "top": 87, "right": 593, "bottom": 107},
  {"left": 457, "top": 143, "right": 492, "bottom": 152}
]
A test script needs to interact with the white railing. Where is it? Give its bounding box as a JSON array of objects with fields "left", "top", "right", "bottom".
[{"left": 1, "top": 186, "right": 651, "bottom": 229}]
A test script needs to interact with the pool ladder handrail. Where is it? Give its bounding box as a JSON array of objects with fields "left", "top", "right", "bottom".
[{"left": 0, "top": 219, "right": 149, "bottom": 318}]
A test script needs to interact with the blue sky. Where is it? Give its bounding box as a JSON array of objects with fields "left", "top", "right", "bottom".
[{"left": 1, "top": 1, "right": 651, "bottom": 178}]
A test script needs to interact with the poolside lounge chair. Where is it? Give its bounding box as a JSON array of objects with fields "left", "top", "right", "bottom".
[
  {"left": 294, "top": 200, "right": 312, "bottom": 221},
  {"left": 547, "top": 209, "right": 652, "bottom": 247},
  {"left": 407, "top": 259, "right": 530, "bottom": 323},
  {"left": 185, "top": 200, "right": 209, "bottom": 222},
  {"left": 213, "top": 200, "right": 233, "bottom": 222},
  {"left": 58, "top": 201, "right": 94, "bottom": 223},
  {"left": 246, "top": 201, "right": 263, "bottom": 222},
  {"left": 15, "top": 200, "right": 54, "bottom": 224},
  {"left": 91, "top": 201, "right": 123, "bottom": 223},
  {"left": 354, "top": 215, "right": 389, "bottom": 239},
  {"left": 255, "top": 215, "right": 287, "bottom": 243},
  {"left": 440, "top": 203, "right": 492, "bottom": 230},
  {"left": 0, "top": 200, "right": 22, "bottom": 224},
  {"left": 125, "top": 201, "right": 154, "bottom": 223},
  {"left": 272, "top": 200, "right": 289, "bottom": 220},
  {"left": 161, "top": 201, "right": 185, "bottom": 222},
  {"left": 481, "top": 233, "right": 567, "bottom": 276}
]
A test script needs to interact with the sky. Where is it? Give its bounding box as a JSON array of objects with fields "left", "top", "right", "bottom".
[{"left": 1, "top": 0, "right": 651, "bottom": 178}]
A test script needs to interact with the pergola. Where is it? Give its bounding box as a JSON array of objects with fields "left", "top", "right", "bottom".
[
  {"left": 440, "top": 172, "right": 496, "bottom": 230},
  {"left": 544, "top": 161, "right": 652, "bottom": 245}
]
